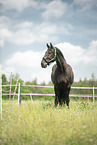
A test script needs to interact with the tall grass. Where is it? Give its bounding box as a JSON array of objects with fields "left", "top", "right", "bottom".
[{"left": 0, "top": 100, "right": 97, "bottom": 145}]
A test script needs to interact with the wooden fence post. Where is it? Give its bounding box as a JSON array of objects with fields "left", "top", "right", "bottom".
[
  {"left": 30, "top": 95, "right": 33, "bottom": 104},
  {"left": 93, "top": 86, "right": 95, "bottom": 103},
  {"left": 9, "top": 72, "right": 12, "bottom": 107},
  {"left": 0, "top": 64, "right": 2, "bottom": 120},
  {"left": 13, "top": 78, "right": 19, "bottom": 101},
  {"left": 18, "top": 83, "right": 21, "bottom": 105}
]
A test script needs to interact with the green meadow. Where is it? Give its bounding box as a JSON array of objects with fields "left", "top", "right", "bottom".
[{"left": 0, "top": 100, "right": 97, "bottom": 145}]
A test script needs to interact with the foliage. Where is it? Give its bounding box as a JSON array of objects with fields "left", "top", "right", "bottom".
[
  {"left": 2, "top": 73, "right": 97, "bottom": 100},
  {"left": 0, "top": 101, "right": 97, "bottom": 145},
  {"left": 2, "top": 74, "right": 8, "bottom": 85}
]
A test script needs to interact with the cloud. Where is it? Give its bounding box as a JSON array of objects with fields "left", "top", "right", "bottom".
[
  {"left": 56, "top": 42, "right": 85, "bottom": 65},
  {"left": 16, "top": 21, "right": 34, "bottom": 29},
  {"left": 0, "top": 19, "right": 73, "bottom": 46},
  {"left": 11, "top": 29, "right": 36, "bottom": 45},
  {"left": 56, "top": 41, "right": 97, "bottom": 66},
  {"left": 6, "top": 50, "right": 45, "bottom": 68},
  {"left": 0, "top": 0, "right": 37, "bottom": 12},
  {"left": 0, "top": 16, "right": 10, "bottom": 28},
  {"left": 0, "top": 16, "right": 13, "bottom": 46},
  {"left": 0, "top": 0, "right": 68, "bottom": 15},
  {"left": 73, "top": 0, "right": 97, "bottom": 11},
  {"left": 41, "top": 0, "right": 68, "bottom": 19},
  {"left": 0, "top": 28, "right": 13, "bottom": 46},
  {"left": 86, "top": 40, "right": 97, "bottom": 65},
  {"left": 0, "top": 28, "right": 13, "bottom": 39}
]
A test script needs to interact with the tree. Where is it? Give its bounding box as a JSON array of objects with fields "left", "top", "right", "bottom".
[
  {"left": 89, "top": 73, "right": 96, "bottom": 86},
  {"left": 91, "top": 73, "right": 95, "bottom": 82},
  {"left": 2, "top": 74, "right": 8, "bottom": 85},
  {"left": 31, "top": 78, "right": 37, "bottom": 85}
]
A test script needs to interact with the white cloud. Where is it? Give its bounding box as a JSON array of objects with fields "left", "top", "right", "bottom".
[
  {"left": 0, "top": 19, "right": 72, "bottom": 46},
  {"left": 0, "top": 28, "right": 13, "bottom": 46},
  {"left": 0, "top": 28, "right": 13, "bottom": 39},
  {"left": 11, "top": 29, "right": 36, "bottom": 45},
  {"left": 37, "top": 22, "right": 70, "bottom": 35},
  {"left": 56, "top": 41, "right": 97, "bottom": 66},
  {"left": 86, "top": 40, "right": 97, "bottom": 65},
  {"left": 35, "top": 22, "right": 71, "bottom": 43},
  {"left": 0, "top": 0, "right": 37, "bottom": 12},
  {"left": 0, "top": 0, "right": 68, "bottom": 14},
  {"left": 56, "top": 42, "right": 85, "bottom": 65},
  {"left": 42, "top": 0, "right": 67, "bottom": 19},
  {"left": 0, "top": 16, "right": 10, "bottom": 28},
  {"left": 89, "top": 40, "right": 97, "bottom": 48},
  {"left": 16, "top": 21, "right": 34, "bottom": 29},
  {"left": 0, "top": 16, "right": 13, "bottom": 46},
  {"left": 6, "top": 50, "right": 45, "bottom": 68}
]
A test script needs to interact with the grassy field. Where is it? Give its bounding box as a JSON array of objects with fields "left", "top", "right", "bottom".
[{"left": 0, "top": 100, "right": 97, "bottom": 145}]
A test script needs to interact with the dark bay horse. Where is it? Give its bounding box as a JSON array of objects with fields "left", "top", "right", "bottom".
[{"left": 41, "top": 43, "right": 74, "bottom": 107}]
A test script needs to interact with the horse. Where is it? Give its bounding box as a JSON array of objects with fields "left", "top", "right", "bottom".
[{"left": 41, "top": 43, "right": 74, "bottom": 107}]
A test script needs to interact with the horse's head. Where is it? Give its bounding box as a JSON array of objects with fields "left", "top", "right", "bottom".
[{"left": 41, "top": 43, "right": 56, "bottom": 68}]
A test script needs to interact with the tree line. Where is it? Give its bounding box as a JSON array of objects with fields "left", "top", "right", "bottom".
[{"left": 2, "top": 73, "right": 97, "bottom": 100}]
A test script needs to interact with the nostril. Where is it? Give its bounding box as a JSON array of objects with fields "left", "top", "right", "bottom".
[{"left": 41, "top": 59, "right": 47, "bottom": 68}]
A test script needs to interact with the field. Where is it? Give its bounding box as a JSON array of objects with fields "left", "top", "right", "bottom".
[{"left": 0, "top": 100, "right": 97, "bottom": 145}]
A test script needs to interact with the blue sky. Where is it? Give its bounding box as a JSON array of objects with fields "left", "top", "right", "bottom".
[{"left": 0, "top": 0, "right": 97, "bottom": 83}]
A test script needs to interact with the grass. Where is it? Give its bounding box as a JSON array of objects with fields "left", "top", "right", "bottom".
[{"left": 0, "top": 100, "right": 97, "bottom": 145}]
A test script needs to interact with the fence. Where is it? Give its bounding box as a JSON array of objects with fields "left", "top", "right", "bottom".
[
  {"left": 1, "top": 83, "right": 97, "bottom": 120},
  {"left": 2, "top": 84, "right": 97, "bottom": 101},
  {"left": 21, "top": 85, "right": 97, "bottom": 103}
]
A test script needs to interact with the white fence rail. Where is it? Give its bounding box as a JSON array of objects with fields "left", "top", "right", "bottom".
[{"left": 1, "top": 84, "right": 97, "bottom": 100}]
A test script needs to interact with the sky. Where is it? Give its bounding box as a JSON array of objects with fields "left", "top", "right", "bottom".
[{"left": 0, "top": 0, "right": 97, "bottom": 84}]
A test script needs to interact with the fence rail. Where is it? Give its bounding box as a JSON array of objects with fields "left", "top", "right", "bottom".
[{"left": 1, "top": 84, "right": 97, "bottom": 100}]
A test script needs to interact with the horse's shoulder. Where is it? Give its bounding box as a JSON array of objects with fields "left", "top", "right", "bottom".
[{"left": 51, "top": 64, "right": 57, "bottom": 84}]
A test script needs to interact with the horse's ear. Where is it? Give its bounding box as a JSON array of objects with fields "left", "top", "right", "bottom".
[
  {"left": 50, "top": 43, "right": 54, "bottom": 49},
  {"left": 50, "top": 43, "right": 53, "bottom": 48},
  {"left": 47, "top": 43, "right": 50, "bottom": 48}
]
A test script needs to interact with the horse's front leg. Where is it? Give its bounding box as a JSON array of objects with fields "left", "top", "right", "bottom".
[
  {"left": 66, "top": 87, "right": 71, "bottom": 109},
  {"left": 54, "top": 85, "right": 59, "bottom": 107},
  {"left": 66, "top": 100, "right": 69, "bottom": 109},
  {"left": 55, "top": 96, "right": 59, "bottom": 107}
]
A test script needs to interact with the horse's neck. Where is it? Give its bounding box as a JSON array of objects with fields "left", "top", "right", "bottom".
[{"left": 56, "top": 49, "right": 67, "bottom": 72}]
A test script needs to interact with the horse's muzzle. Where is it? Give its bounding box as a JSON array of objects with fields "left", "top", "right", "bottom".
[{"left": 41, "top": 59, "right": 47, "bottom": 68}]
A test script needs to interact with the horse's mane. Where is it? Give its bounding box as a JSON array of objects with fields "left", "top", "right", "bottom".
[{"left": 55, "top": 47, "right": 66, "bottom": 61}]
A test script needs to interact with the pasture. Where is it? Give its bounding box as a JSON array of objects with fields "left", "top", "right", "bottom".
[{"left": 0, "top": 100, "right": 97, "bottom": 145}]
